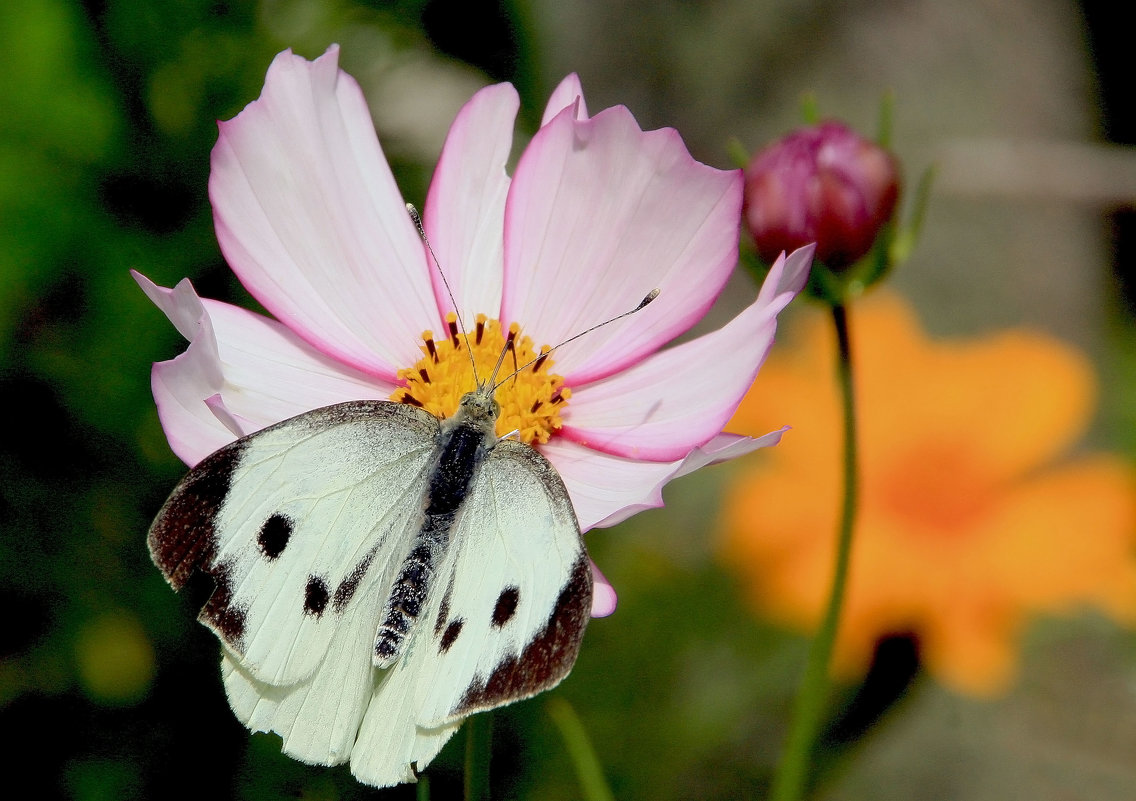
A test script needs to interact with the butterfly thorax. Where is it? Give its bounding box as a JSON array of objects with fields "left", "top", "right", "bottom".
[{"left": 372, "top": 388, "right": 500, "bottom": 667}]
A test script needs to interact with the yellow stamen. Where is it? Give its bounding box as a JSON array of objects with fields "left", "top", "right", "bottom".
[{"left": 390, "top": 313, "right": 568, "bottom": 445}]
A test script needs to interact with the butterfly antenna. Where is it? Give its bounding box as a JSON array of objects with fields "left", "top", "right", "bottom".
[
  {"left": 485, "top": 326, "right": 518, "bottom": 388},
  {"left": 406, "top": 203, "right": 482, "bottom": 387},
  {"left": 492, "top": 288, "right": 660, "bottom": 393}
]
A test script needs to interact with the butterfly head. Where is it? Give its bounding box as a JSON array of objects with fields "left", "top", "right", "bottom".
[{"left": 458, "top": 385, "right": 501, "bottom": 429}]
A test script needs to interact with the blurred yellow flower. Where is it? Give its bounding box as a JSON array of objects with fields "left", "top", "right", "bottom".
[
  {"left": 75, "top": 611, "right": 154, "bottom": 705},
  {"left": 720, "top": 293, "right": 1136, "bottom": 695}
]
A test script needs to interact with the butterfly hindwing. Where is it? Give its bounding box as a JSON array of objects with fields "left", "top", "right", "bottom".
[{"left": 219, "top": 568, "right": 387, "bottom": 767}]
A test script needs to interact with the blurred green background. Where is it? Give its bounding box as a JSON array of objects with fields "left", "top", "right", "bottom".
[{"left": 3, "top": 0, "right": 1135, "bottom": 799}]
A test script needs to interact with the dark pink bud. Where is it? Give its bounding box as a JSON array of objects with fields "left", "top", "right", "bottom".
[{"left": 743, "top": 121, "right": 900, "bottom": 270}]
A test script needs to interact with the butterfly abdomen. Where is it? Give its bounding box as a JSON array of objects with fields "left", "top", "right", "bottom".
[{"left": 373, "top": 400, "right": 497, "bottom": 668}]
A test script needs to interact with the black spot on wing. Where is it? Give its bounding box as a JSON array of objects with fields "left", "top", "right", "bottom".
[
  {"left": 304, "top": 576, "right": 330, "bottom": 617},
  {"left": 455, "top": 556, "right": 592, "bottom": 715},
  {"left": 434, "top": 579, "right": 454, "bottom": 636},
  {"left": 199, "top": 559, "right": 247, "bottom": 648},
  {"left": 257, "top": 513, "right": 292, "bottom": 560},
  {"left": 148, "top": 442, "right": 243, "bottom": 588},
  {"left": 334, "top": 545, "right": 379, "bottom": 611},
  {"left": 439, "top": 619, "right": 464, "bottom": 654},
  {"left": 492, "top": 586, "right": 520, "bottom": 627}
]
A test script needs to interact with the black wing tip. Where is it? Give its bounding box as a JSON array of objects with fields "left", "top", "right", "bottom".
[
  {"left": 197, "top": 558, "right": 248, "bottom": 649},
  {"left": 148, "top": 444, "right": 243, "bottom": 587}
]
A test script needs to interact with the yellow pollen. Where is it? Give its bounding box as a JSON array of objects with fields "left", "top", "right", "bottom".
[{"left": 390, "top": 313, "right": 569, "bottom": 445}]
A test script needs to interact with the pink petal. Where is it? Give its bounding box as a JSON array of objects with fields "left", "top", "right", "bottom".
[
  {"left": 501, "top": 104, "right": 742, "bottom": 385},
  {"left": 671, "top": 430, "right": 789, "bottom": 478},
  {"left": 204, "top": 394, "right": 255, "bottom": 439},
  {"left": 558, "top": 246, "right": 812, "bottom": 461},
  {"left": 540, "top": 437, "right": 677, "bottom": 531},
  {"left": 541, "top": 430, "right": 786, "bottom": 532},
  {"left": 541, "top": 74, "right": 589, "bottom": 125},
  {"left": 136, "top": 273, "right": 235, "bottom": 465},
  {"left": 135, "top": 273, "right": 393, "bottom": 467},
  {"left": 589, "top": 561, "right": 617, "bottom": 617},
  {"left": 209, "top": 46, "right": 437, "bottom": 381},
  {"left": 423, "top": 82, "right": 518, "bottom": 324},
  {"left": 758, "top": 242, "right": 815, "bottom": 305}
]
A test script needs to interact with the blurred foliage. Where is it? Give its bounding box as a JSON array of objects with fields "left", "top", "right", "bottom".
[
  {"left": 4, "top": 2, "right": 1136, "bottom": 801},
  {"left": 0, "top": 1, "right": 549, "bottom": 798}
]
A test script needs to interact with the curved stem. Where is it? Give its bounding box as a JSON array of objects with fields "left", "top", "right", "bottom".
[
  {"left": 547, "top": 698, "right": 616, "bottom": 801},
  {"left": 769, "top": 301, "right": 859, "bottom": 801},
  {"left": 464, "top": 712, "right": 493, "bottom": 801}
]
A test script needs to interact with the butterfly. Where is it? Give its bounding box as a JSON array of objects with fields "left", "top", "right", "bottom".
[{"left": 148, "top": 378, "right": 593, "bottom": 787}]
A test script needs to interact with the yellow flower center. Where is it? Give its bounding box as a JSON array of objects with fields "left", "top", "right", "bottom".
[{"left": 390, "top": 312, "right": 570, "bottom": 445}]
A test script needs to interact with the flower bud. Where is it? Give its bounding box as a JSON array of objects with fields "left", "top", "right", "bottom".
[{"left": 743, "top": 121, "right": 900, "bottom": 270}]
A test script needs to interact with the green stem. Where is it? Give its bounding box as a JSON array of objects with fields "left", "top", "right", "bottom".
[
  {"left": 464, "top": 712, "right": 493, "bottom": 801},
  {"left": 547, "top": 698, "right": 616, "bottom": 801},
  {"left": 768, "top": 301, "right": 859, "bottom": 801}
]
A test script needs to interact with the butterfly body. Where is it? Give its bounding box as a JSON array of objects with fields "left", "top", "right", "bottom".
[
  {"left": 373, "top": 390, "right": 499, "bottom": 668},
  {"left": 149, "top": 390, "right": 592, "bottom": 786}
]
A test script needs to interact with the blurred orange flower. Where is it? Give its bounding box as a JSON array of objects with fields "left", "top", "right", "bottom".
[{"left": 720, "top": 292, "right": 1136, "bottom": 695}]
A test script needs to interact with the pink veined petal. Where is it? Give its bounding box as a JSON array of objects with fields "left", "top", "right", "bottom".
[
  {"left": 501, "top": 104, "right": 742, "bottom": 385},
  {"left": 201, "top": 297, "right": 395, "bottom": 423},
  {"left": 423, "top": 82, "right": 518, "bottom": 324},
  {"left": 557, "top": 246, "right": 812, "bottom": 461},
  {"left": 151, "top": 356, "right": 235, "bottom": 467},
  {"left": 541, "top": 73, "right": 589, "bottom": 126},
  {"left": 589, "top": 560, "right": 617, "bottom": 617},
  {"left": 549, "top": 431, "right": 785, "bottom": 617},
  {"left": 135, "top": 273, "right": 394, "bottom": 467},
  {"left": 210, "top": 46, "right": 438, "bottom": 381}
]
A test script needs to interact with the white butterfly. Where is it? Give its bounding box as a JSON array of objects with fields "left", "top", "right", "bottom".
[{"left": 148, "top": 380, "right": 591, "bottom": 787}]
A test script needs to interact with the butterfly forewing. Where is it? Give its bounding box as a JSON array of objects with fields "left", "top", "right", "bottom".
[
  {"left": 149, "top": 401, "right": 439, "bottom": 686},
  {"left": 349, "top": 437, "right": 590, "bottom": 785},
  {"left": 426, "top": 438, "right": 589, "bottom": 722}
]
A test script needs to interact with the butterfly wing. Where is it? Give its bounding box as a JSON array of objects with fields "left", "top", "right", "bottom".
[
  {"left": 149, "top": 400, "right": 439, "bottom": 763},
  {"left": 151, "top": 401, "right": 591, "bottom": 788},
  {"left": 348, "top": 437, "right": 592, "bottom": 786}
]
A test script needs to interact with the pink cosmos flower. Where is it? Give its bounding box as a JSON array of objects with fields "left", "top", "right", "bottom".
[{"left": 135, "top": 46, "right": 812, "bottom": 617}]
